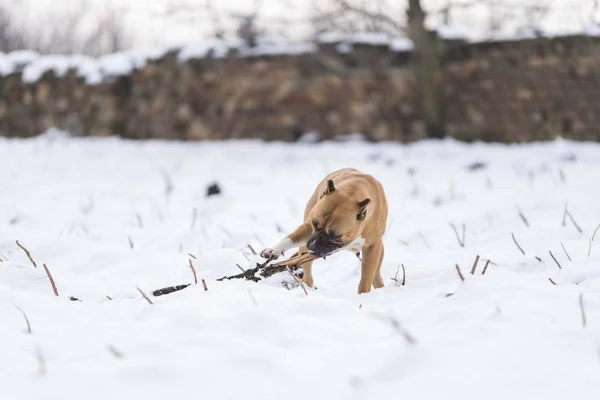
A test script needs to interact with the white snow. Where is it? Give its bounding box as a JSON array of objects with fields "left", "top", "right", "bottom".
[
  {"left": 1, "top": 134, "right": 600, "bottom": 399},
  {"left": 178, "top": 39, "right": 234, "bottom": 61},
  {"left": 238, "top": 37, "right": 317, "bottom": 57}
]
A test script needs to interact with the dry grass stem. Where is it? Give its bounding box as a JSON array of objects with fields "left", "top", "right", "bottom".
[
  {"left": 511, "top": 233, "right": 526, "bottom": 255},
  {"left": 549, "top": 250, "right": 562, "bottom": 269},
  {"left": 548, "top": 278, "right": 557, "bottom": 285},
  {"left": 517, "top": 207, "right": 530, "bottom": 227},
  {"left": 246, "top": 244, "right": 257, "bottom": 255},
  {"left": 560, "top": 241, "right": 572, "bottom": 261},
  {"left": 579, "top": 293, "right": 587, "bottom": 328},
  {"left": 107, "top": 344, "right": 125, "bottom": 359},
  {"left": 14, "top": 305, "right": 32, "bottom": 334},
  {"left": 137, "top": 287, "right": 154, "bottom": 305},
  {"left": 236, "top": 263, "right": 246, "bottom": 272},
  {"left": 188, "top": 258, "right": 198, "bottom": 284},
  {"left": 450, "top": 223, "right": 465, "bottom": 247},
  {"left": 16, "top": 240, "right": 37, "bottom": 268},
  {"left": 455, "top": 264, "right": 465, "bottom": 282},
  {"left": 592, "top": 223, "right": 600, "bottom": 241},
  {"left": 481, "top": 259, "right": 491, "bottom": 275},
  {"left": 566, "top": 211, "right": 583, "bottom": 234},
  {"left": 286, "top": 266, "right": 308, "bottom": 295},
  {"left": 470, "top": 255, "right": 480, "bottom": 275},
  {"left": 588, "top": 238, "right": 592, "bottom": 257},
  {"left": 417, "top": 231, "right": 431, "bottom": 249},
  {"left": 202, "top": 279, "right": 208, "bottom": 291},
  {"left": 42, "top": 264, "right": 59, "bottom": 296}
]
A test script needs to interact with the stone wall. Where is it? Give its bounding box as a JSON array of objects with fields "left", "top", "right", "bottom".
[{"left": 2, "top": 35, "right": 600, "bottom": 142}]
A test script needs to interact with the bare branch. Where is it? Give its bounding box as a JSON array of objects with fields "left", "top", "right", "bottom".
[{"left": 188, "top": 259, "right": 198, "bottom": 284}]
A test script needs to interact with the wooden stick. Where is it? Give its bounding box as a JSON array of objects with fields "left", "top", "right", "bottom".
[
  {"left": 202, "top": 279, "right": 208, "bottom": 291},
  {"left": 42, "top": 264, "right": 59, "bottom": 296},
  {"left": 560, "top": 241, "right": 572, "bottom": 261},
  {"left": 481, "top": 259, "right": 491, "bottom": 275},
  {"left": 286, "top": 266, "right": 308, "bottom": 295},
  {"left": 470, "top": 255, "right": 480, "bottom": 275},
  {"left": 549, "top": 250, "right": 562, "bottom": 269},
  {"left": 511, "top": 233, "right": 526, "bottom": 255},
  {"left": 579, "top": 293, "right": 586, "bottom": 328},
  {"left": 14, "top": 305, "right": 32, "bottom": 334},
  {"left": 137, "top": 287, "right": 154, "bottom": 304},
  {"left": 517, "top": 207, "right": 530, "bottom": 227},
  {"left": 188, "top": 258, "right": 198, "bottom": 284},
  {"left": 16, "top": 240, "right": 37, "bottom": 268},
  {"left": 455, "top": 264, "right": 465, "bottom": 281}
]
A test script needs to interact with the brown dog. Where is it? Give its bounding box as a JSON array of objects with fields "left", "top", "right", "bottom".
[{"left": 261, "top": 168, "right": 388, "bottom": 294}]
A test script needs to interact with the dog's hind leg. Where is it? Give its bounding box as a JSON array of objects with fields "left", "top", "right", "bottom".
[{"left": 372, "top": 243, "right": 384, "bottom": 289}]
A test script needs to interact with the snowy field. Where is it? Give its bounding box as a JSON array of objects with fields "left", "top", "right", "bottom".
[{"left": 2, "top": 132, "right": 600, "bottom": 399}]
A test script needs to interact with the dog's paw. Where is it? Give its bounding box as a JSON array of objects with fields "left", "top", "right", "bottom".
[{"left": 260, "top": 248, "right": 283, "bottom": 260}]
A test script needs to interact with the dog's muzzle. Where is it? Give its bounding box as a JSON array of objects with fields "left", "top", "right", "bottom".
[{"left": 306, "top": 234, "right": 342, "bottom": 258}]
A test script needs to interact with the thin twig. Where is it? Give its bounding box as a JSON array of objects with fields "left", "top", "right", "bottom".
[
  {"left": 455, "top": 264, "right": 465, "bottom": 282},
  {"left": 16, "top": 240, "right": 37, "bottom": 268},
  {"left": 42, "top": 264, "right": 59, "bottom": 296},
  {"left": 549, "top": 250, "right": 562, "bottom": 269},
  {"left": 566, "top": 211, "right": 583, "bottom": 234},
  {"left": 481, "top": 259, "right": 491, "bottom": 275},
  {"left": 588, "top": 238, "right": 592, "bottom": 257},
  {"left": 128, "top": 236, "right": 134, "bottom": 249},
  {"left": 236, "top": 263, "right": 246, "bottom": 272},
  {"left": 517, "top": 207, "right": 530, "bottom": 227},
  {"left": 286, "top": 266, "right": 308, "bottom": 295},
  {"left": 562, "top": 202, "right": 568, "bottom": 226},
  {"left": 106, "top": 296, "right": 113, "bottom": 301},
  {"left": 202, "top": 279, "right": 208, "bottom": 291},
  {"left": 248, "top": 290, "right": 258, "bottom": 305},
  {"left": 188, "top": 253, "right": 197, "bottom": 259},
  {"left": 13, "top": 305, "right": 32, "bottom": 334},
  {"left": 470, "top": 255, "right": 480, "bottom": 275},
  {"left": 137, "top": 287, "right": 154, "bottom": 304},
  {"left": 579, "top": 293, "right": 587, "bottom": 328},
  {"left": 246, "top": 244, "right": 257, "bottom": 255},
  {"left": 548, "top": 278, "right": 557, "bottom": 285},
  {"left": 188, "top": 259, "right": 198, "bottom": 284},
  {"left": 561, "top": 241, "right": 572, "bottom": 261},
  {"left": 511, "top": 233, "right": 526, "bottom": 255},
  {"left": 191, "top": 207, "right": 197, "bottom": 230}
]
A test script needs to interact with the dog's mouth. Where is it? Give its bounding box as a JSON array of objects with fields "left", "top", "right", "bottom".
[{"left": 306, "top": 234, "right": 345, "bottom": 258}]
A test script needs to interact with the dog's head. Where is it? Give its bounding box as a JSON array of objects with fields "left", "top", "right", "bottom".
[{"left": 306, "top": 179, "right": 370, "bottom": 257}]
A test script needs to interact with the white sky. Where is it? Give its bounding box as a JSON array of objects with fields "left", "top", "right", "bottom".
[{"left": 11, "top": 0, "right": 600, "bottom": 49}]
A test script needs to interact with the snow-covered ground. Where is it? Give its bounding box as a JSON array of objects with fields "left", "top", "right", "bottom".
[{"left": 1, "top": 133, "right": 600, "bottom": 399}]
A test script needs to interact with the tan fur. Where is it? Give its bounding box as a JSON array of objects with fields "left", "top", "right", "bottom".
[{"left": 261, "top": 168, "right": 388, "bottom": 294}]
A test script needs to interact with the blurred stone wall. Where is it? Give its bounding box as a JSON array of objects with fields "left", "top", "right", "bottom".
[{"left": 2, "top": 35, "right": 600, "bottom": 142}]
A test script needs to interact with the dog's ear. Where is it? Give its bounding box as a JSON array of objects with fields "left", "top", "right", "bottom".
[
  {"left": 324, "top": 179, "right": 336, "bottom": 195},
  {"left": 357, "top": 198, "right": 371, "bottom": 220}
]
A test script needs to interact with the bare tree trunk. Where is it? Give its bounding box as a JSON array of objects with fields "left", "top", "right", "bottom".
[{"left": 407, "top": 0, "right": 444, "bottom": 138}]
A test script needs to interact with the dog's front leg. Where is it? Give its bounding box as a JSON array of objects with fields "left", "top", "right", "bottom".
[
  {"left": 358, "top": 241, "right": 383, "bottom": 294},
  {"left": 260, "top": 223, "right": 312, "bottom": 260}
]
